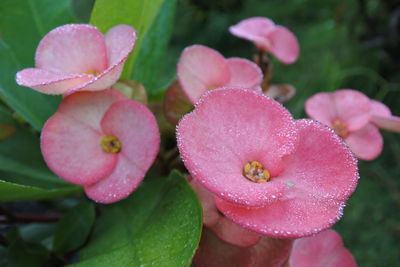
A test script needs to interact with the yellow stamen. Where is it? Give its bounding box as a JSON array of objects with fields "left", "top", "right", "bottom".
[
  {"left": 86, "top": 70, "right": 100, "bottom": 76},
  {"left": 243, "top": 161, "right": 271, "bottom": 183},
  {"left": 101, "top": 135, "right": 121, "bottom": 153},
  {"left": 332, "top": 119, "right": 349, "bottom": 139},
  {"left": 207, "top": 84, "right": 218, "bottom": 91}
]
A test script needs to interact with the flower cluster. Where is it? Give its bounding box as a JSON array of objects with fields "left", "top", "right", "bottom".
[{"left": 16, "top": 24, "right": 160, "bottom": 203}]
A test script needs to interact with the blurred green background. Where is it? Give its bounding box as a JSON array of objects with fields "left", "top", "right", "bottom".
[{"left": 167, "top": 0, "right": 400, "bottom": 265}]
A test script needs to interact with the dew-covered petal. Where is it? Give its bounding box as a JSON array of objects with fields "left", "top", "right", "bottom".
[
  {"left": 229, "top": 17, "right": 276, "bottom": 51},
  {"left": 332, "top": 89, "right": 371, "bottom": 131},
  {"left": 41, "top": 112, "right": 117, "bottom": 186},
  {"left": 289, "top": 229, "right": 356, "bottom": 267},
  {"left": 305, "top": 93, "right": 337, "bottom": 127},
  {"left": 89, "top": 100, "right": 159, "bottom": 203},
  {"left": 84, "top": 154, "right": 143, "bottom": 203},
  {"left": 278, "top": 119, "right": 358, "bottom": 201},
  {"left": 57, "top": 89, "right": 126, "bottom": 130},
  {"left": 226, "top": 58, "right": 263, "bottom": 91},
  {"left": 267, "top": 26, "right": 299, "bottom": 64},
  {"left": 216, "top": 193, "right": 345, "bottom": 239},
  {"left": 35, "top": 24, "right": 107, "bottom": 74},
  {"left": 177, "top": 88, "right": 298, "bottom": 207},
  {"left": 345, "top": 124, "right": 383, "bottom": 161},
  {"left": 177, "top": 45, "right": 230, "bottom": 104},
  {"left": 16, "top": 68, "right": 93, "bottom": 95}
]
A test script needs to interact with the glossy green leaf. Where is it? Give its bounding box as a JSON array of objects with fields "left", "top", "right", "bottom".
[
  {"left": 74, "top": 171, "right": 202, "bottom": 267},
  {"left": 5, "top": 227, "right": 49, "bottom": 267},
  {"left": 53, "top": 202, "right": 96, "bottom": 253},
  {"left": 132, "top": 0, "right": 177, "bottom": 96},
  {"left": 90, "top": 0, "right": 164, "bottom": 79},
  {"left": 0, "top": 107, "right": 81, "bottom": 201},
  {"left": 0, "top": 0, "right": 73, "bottom": 130}
]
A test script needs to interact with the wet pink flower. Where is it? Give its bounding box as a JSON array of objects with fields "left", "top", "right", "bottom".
[
  {"left": 16, "top": 24, "right": 136, "bottom": 96},
  {"left": 190, "top": 179, "right": 260, "bottom": 247},
  {"left": 305, "top": 89, "right": 400, "bottom": 160},
  {"left": 229, "top": 17, "right": 300, "bottom": 64},
  {"left": 41, "top": 89, "right": 159, "bottom": 203},
  {"left": 177, "top": 88, "right": 358, "bottom": 238},
  {"left": 289, "top": 229, "right": 357, "bottom": 267},
  {"left": 177, "top": 45, "right": 262, "bottom": 104}
]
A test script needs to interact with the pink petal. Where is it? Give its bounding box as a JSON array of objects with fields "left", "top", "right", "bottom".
[
  {"left": 332, "top": 89, "right": 371, "bottom": 131},
  {"left": 370, "top": 100, "right": 391, "bottom": 117},
  {"left": 279, "top": 119, "right": 359, "bottom": 201},
  {"left": 305, "top": 92, "right": 337, "bottom": 127},
  {"left": 216, "top": 194, "right": 345, "bottom": 238},
  {"left": 216, "top": 119, "right": 358, "bottom": 238},
  {"left": 64, "top": 25, "right": 137, "bottom": 95},
  {"left": 35, "top": 24, "right": 107, "bottom": 74},
  {"left": 370, "top": 100, "right": 400, "bottom": 133},
  {"left": 210, "top": 217, "right": 261, "bottom": 247},
  {"left": 289, "top": 229, "right": 357, "bottom": 267},
  {"left": 16, "top": 68, "right": 93, "bottom": 95},
  {"left": 86, "top": 100, "right": 160, "bottom": 203},
  {"left": 177, "top": 45, "right": 230, "bottom": 104},
  {"left": 41, "top": 114, "right": 116, "bottom": 186},
  {"left": 57, "top": 89, "right": 126, "bottom": 130},
  {"left": 229, "top": 17, "right": 276, "bottom": 51},
  {"left": 267, "top": 26, "right": 300, "bottom": 64},
  {"left": 345, "top": 124, "right": 383, "bottom": 160},
  {"left": 177, "top": 88, "right": 298, "bottom": 207},
  {"left": 190, "top": 179, "right": 260, "bottom": 247},
  {"left": 225, "top": 58, "right": 263, "bottom": 91}
]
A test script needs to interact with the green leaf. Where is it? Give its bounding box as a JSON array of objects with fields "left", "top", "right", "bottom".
[
  {"left": 0, "top": 0, "right": 74, "bottom": 130},
  {"left": 74, "top": 171, "right": 202, "bottom": 267},
  {"left": 53, "top": 202, "right": 96, "bottom": 253},
  {"left": 132, "top": 0, "right": 177, "bottom": 96},
  {"left": 0, "top": 107, "right": 81, "bottom": 201},
  {"left": 89, "top": 0, "right": 164, "bottom": 79},
  {"left": 5, "top": 227, "right": 49, "bottom": 267}
]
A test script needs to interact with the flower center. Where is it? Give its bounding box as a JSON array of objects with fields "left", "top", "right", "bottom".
[
  {"left": 101, "top": 135, "right": 121, "bottom": 153},
  {"left": 207, "top": 84, "right": 218, "bottom": 91},
  {"left": 243, "top": 161, "right": 271, "bottom": 183},
  {"left": 86, "top": 70, "right": 100, "bottom": 76},
  {"left": 332, "top": 119, "right": 349, "bottom": 138}
]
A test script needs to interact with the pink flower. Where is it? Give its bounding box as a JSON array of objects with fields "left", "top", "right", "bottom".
[
  {"left": 190, "top": 179, "right": 260, "bottom": 247},
  {"left": 177, "top": 88, "right": 358, "bottom": 238},
  {"left": 41, "top": 89, "right": 160, "bottom": 203},
  {"left": 229, "top": 17, "right": 300, "bottom": 64},
  {"left": 16, "top": 24, "right": 136, "bottom": 96},
  {"left": 177, "top": 45, "right": 263, "bottom": 104},
  {"left": 289, "top": 229, "right": 357, "bottom": 267},
  {"left": 305, "top": 89, "right": 400, "bottom": 160}
]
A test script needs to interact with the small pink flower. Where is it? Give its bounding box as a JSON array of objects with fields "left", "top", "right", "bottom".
[
  {"left": 177, "top": 45, "right": 263, "bottom": 104},
  {"left": 289, "top": 229, "right": 357, "bottom": 267},
  {"left": 229, "top": 17, "right": 300, "bottom": 64},
  {"left": 305, "top": 89, "right": 399, "bottom": 160},
  {"left": 190, "top": 179, "right": 260, "bottom": 247},
  {"left": 16, "top": 24, "right": 136, "bottom": 96},
  {"left": 41, "top": 89, "right": 160, "bottom": 203},
  {"left": 177, "top": 88, "right": 358, "bottom": 238}
]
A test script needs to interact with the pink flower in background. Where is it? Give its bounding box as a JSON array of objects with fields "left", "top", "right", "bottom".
[
  {"left": 177, "top": 45, "right": 262, "bottom": 104},
  {"left": 41, "top": 90, "right": 160, "bottom": 203},
  {"left": 190, "top": 179, "right": 260, "bottom": 247},
  {"left": 229, "top": 17, "right": 300, "bottom": 64},
  {"left": 305, "top": 89, "right": 400, "bottom": 160},
  {"left": 16, "top": 24, "right": 136, "bottom": 95},
  {"left": 289, "top": 229, "right": 357, "bottom": 267},
  {"left": 177, "top": 88, "right": 358, "bottom": 238}
]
